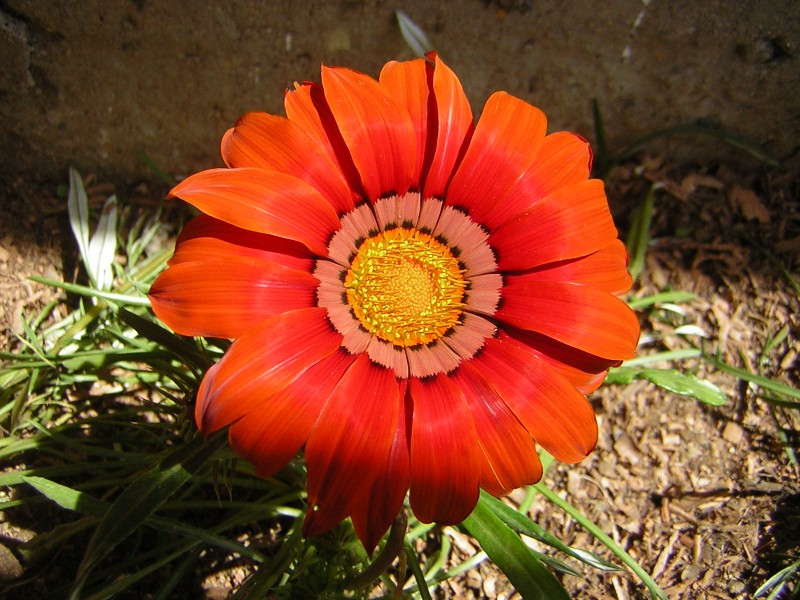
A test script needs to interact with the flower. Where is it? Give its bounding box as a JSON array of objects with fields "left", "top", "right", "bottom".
[{"left": 149, "top": 54, "right": 640, "bottom": 551}]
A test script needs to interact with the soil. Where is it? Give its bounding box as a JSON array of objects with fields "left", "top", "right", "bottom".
[{"left": 0, "top": 153, "right": 798, "bottom": 599}]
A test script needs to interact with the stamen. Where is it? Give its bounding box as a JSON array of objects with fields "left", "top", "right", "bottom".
[{"left": 344, "top": 227, "right": 466, "bottom": 346}]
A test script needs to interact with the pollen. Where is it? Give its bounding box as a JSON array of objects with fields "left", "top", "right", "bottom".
[{"left": 345, "top": 228, "right": 466, "bottom": 346}]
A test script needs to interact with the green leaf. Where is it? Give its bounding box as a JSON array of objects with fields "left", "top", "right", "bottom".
[
  {"left": 608, "top": 367, "right": 727, "bottom": 406},
  {"left": 23, "top": 475, "right": 108, "bottom": 515},
  {"left": 462, "top": 493, "right": 570, "bottom": 600},
  {"left": 627, "top": 290, "right": 697, "bottom": 310},
  {"left": 86, "top": 194, "right": 118, "bottom": 290},
  {"left": 625, "top": 183, "right": 660, "bottom": 282},
  {"left": 67, "top": 168, "right": 91, "bottom": 271},
  {"left": 73, "top": 433, "right": 227, "bottom": 594},
  {"left": 396, "top": 9, "right": 434, "bottom": 57},
  {"left": 640, "top": 368, "right": 726, "bottom": 405},
  {"left": 479, "top": 493, "right": 619, "bottom": 571}
]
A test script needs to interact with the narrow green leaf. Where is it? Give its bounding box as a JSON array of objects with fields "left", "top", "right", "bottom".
[
  {"left": 67, "top": 168, "right": 91, "bottom": 269},
  {"left": 74, "top": 434, "right": 227, "bottom": 590},
  {"left": 463, "top": 495, "right": 570, "bottom": 600},
  {"left": 707, "top": 356, "right": 800, "bottom": 400},
  {"left": 86, "top": 194, "right": 118, "bottom": 290},
  {"left": 535, "top": 483, "right": 668, "bottom": 600},
  {"left": 627, "top": 290, "right": 697, "bottom": 310},
  {"left": 117, "top": 308, "right": 211, "bottom": 371},
  {"left": 23, "top": 475, "right": 108, "bottom": 515},
  {"left": 640, "top": 369, "right": 727, "bottom": 405},
  {"left": 626, "top": 183, "right": 660, "bottom": 282},
  {"left": 753, "top": 558, "right": 800, "bottom": 598},
  {"left": 480, "top": 493, "right": 619, "bottom": 571},
  {"left": 620, "top": 349, "right": 703, "bottom": 369},
  {"left": 607, "top": 367, "right": 726, "bottom": 405},
  {"left": 396, "top": 9, "right": 434, "bottom": 57},
  {"left": 28, "top": 275, "right": 150, "bottom": 306}
]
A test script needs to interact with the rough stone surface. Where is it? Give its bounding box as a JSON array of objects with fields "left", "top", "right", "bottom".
[{"left": 1, "top": 0, "right": 798, "bottom": 182}]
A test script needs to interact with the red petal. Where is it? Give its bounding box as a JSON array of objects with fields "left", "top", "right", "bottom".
[
  {"left": 379, "top": 59, "right": 430, "bottom": 188},
  {"left": 195, "top": 307, "right": 342, "bottom": 434},
  {"left": 451, "top": 365, "right": 542, "bottom": 496},
  {"left": 524, "top": 239, "right": 633, "bottom": 295},
  {"left": 221, "top": 112, "right": 356, "bottom": 214},
  {"left": 169, "top": 168, "right": 340, "bottom": 257},
  {"left": 149, "top": 257, "right": 318, "bottom": 339},
  {"left": 321, "top": 66, "right": 416, "bottom": 200},
  {"left": 408, "top": 374, "right": 480, "bottom": 524},
  {"left": 471, "top": 336, "right": 598, "bottom": 463},
  {"left": 169, "top": 215, "right": 314, "bottom": 272},
  {"left": 445, "top": 92, "right": 546, "bottom": 218},
  {"left": 423, "top": 55, "right": 474, "bottom": 199},
  {"left": 489, "top": 179, "right": 618, "bottom": 271},
  {"left": 303, "top": 356, "right": 402, "bottom": 537},
  {"left": 227, "top": 350, "right": 356, "bottom": 478},
  {"left": 480, "top": 131, "right": 592, "bottom": 230},
  {"left": 505, "top": 329, "right": 614, "bottom": 394},
  {"left": 284, "top": 82, "right": 365, "bottom": 197},
  {"left": 496, "top": 279, "right": 639, "bottom": 360},
  {"left": 350, "top": 381, "right": 411, "bottom": 552}
]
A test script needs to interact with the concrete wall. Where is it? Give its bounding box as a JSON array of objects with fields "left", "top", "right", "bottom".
[{"left": 1, "top": 0, "right": 798, "bottom": 182}]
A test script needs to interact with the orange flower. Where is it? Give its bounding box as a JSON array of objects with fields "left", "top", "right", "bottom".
[{"left": 149, "top": 55, "right": 639, "bottom": 551}]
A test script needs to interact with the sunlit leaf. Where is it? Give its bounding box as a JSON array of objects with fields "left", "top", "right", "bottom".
[
  {"left": 479, "top": 492, "right": 619, "bottom": 571},
  {"left": 463, "top": 495, "right": 570, "bottom": 600},
  {"left": 67, "top": 168, "right": 91, "bottom": 272},
  {"left": 609, "top": 366, "right": 726, "bottom": 406},
  {"left": 87, "top": 194, "right": 118, "bottom": 290},
  {"left": 396, "top": 9, "right": 434, "bottom": 57}
]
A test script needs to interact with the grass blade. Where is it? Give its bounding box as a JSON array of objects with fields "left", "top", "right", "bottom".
[
  {"left": 462, "top": 494, "right": 570, "bottom": 600},
  {"left": 86, "top": 194, "right": 118, "bottom": 290},
  {"left": 479, "top": 492, "right": 619, "bottom": 571},
  {"left": 626, "top": 183, "right": 660, "bottom": 282},
  {"left": 535, "top": 483, "right": 667, "bottom": 600},
  {"left": 67, "top": 168, "right": 91, "bottom": 271},
  {"left": 73, "top": 433, "right": 227, "bottom": 594}
]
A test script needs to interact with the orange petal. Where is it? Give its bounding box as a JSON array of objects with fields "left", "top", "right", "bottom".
[
  {"left": 423, "top": 55, "right": 474, "bottom": 199},
  {"left": 471, "top": 335, "right": 598, "bottom": 463},
  {"left": 497, "top": 279, "right": 640, "bottom": 360},
  {"left": 350, "top": 381, "right": 411, "bottom": 552},
  {"left": 169, "top": 167, "right": 340, "bottom": 257},
  {"left": 489, "top": 179, "right": 618, "bottom": 271},
  {"left": 195, "top": 307, "right": 342, "bottom": 435},
  {"left": 408, "top": 374, "right": 481, "bottom": 524},
  {"left": 227, "top": 350, "right": 356, "bottom": 478},
  {"left": 284, "top": 81, "right": 365, "bottom": 197},
  {"left": 523, "top": 239, "right": 633, "bottom": 295},
  {"left": 451, "top": 366, "right": 542, "bottom": 496},
  {"left": 169, "top": 215, "right": 314, "bottom": 272},
  {"left": 445, "top": 92, "right": 546, "bottom": 218},
  {"left": 149, "top": 258, "right": 318, "bottom": 339},
  {"left": 321, "top": 66, "right": 416, "bottom": 200},
  {"left": 304, "top": 355, "right": 402, "bottom": 538},
  {"left": 379, "top": 58, "right": 430, "bottom": 188},
  {"left": 505, "top": 328, "right": 617, "bottom": 394},
  {"left": 481, "top": 131, "right": 592, "bottom": 230},
  {"left": 221, "top": 112, "right": 357, "bottom": 214}
]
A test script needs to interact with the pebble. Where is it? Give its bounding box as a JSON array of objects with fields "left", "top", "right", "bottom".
[{"left": 722, "top": 422, "right": 745, "bottom": 445}]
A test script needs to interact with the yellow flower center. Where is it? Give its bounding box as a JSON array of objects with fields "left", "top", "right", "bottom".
[{"left": 344, "top": 228, "right": 466, "bottom": 347}]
